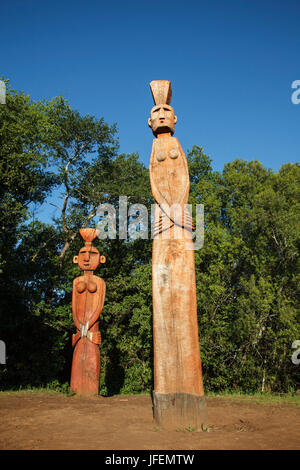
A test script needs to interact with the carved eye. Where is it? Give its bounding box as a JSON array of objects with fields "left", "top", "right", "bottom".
[
  {"left": 156, "top": 151, "right": 166, "bottom": 162},
  {"left": 169, "top": 149, "right": 179, "bottom": 159}
]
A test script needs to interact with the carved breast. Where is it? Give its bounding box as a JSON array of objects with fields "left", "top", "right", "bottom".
[
  {"left": 73, "top": 276, "right": 105, "bottom": 325},
  {"left": 150, "top": 136, "right": 189, "bottom": 207},
  {"left": 77, "top": 281, "right": 97, "bottom": 293}
]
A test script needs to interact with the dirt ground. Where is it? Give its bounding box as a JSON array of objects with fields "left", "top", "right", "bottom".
[{"left": 0, "top": 391, "right": 299, "bottom": 450}]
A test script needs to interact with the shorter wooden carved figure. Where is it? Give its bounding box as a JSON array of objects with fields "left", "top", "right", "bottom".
[{"left": 70, "top": 228, "right": 106, "bottom": 395}]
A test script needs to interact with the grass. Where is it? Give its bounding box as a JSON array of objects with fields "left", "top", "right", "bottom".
[
  {"left": 1, "top": 387, "right": 299, "bottom": 406},
  {"left": 206, "top": 391, "right": 300, "bottom": 406},
  {"left": 176, "top": 423, "right": 210, "bottom": 433},
  {"left": 176, "top": 424, "right": 197, "bottom": 433},
  {"left": 0, "top": 380, "right": 73, "bottom": 396}
]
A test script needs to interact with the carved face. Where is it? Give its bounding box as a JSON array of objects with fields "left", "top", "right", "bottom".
[
  {"left": 148, "top": 104, "right": 177, "bottom": 136},
  {"left": 74, "top": 246, "right": 100, "bottom": 271}
]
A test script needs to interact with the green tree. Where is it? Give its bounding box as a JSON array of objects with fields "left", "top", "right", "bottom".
[
  {"left": 0, "top": 81, "right": 59, "bottom": 387},
  {"left": 1, "top": 81, "right": 299, "bottom": 396},
  {"left": 187, "top": 150, "right": 300, "bottom": 393}
]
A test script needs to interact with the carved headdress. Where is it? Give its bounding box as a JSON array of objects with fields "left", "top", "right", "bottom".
[
  {"left": 79, "top": 228, "right": 99, "bottom": 247},
  {"left": 150, "top": 80, "right": 172, "bottom": 106}
]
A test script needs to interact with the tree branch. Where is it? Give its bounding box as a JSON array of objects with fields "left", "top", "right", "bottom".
[{"left": 61, "top": 159, "right": 71, "bottom": 235}]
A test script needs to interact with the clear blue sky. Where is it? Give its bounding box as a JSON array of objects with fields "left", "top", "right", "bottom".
[{"left": 2, "top": 0, "right": 300, "bottom": 174}]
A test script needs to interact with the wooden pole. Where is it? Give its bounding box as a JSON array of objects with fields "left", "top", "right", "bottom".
[{"left": 148, "top": 81, "right": 207, "bottom": 429}]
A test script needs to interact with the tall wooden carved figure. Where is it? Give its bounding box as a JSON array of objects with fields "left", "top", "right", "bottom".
[
  {"left": 148, "top": 80, "right": 207, "bottom": 429},
  {"left": 70, "top": 228, "right": 106, "bottom": 395}
]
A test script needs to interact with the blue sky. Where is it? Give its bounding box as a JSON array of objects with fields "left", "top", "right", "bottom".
[{"left": 2, "top": 0, "right": 299, "bottom": 174}]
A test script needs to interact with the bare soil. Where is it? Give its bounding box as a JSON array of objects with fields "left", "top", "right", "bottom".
[{"left": 0, "top": 391, "right": 299, "bottom": 450}]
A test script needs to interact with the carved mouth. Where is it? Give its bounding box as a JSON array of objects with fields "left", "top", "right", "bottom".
[{"left": 155, "top": 125, "right": 172, "bottom": 135}]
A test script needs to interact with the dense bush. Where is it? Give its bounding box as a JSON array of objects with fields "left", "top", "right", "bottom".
[{"left": 0, "top": 83, "right": 299, "bottom": 394}]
